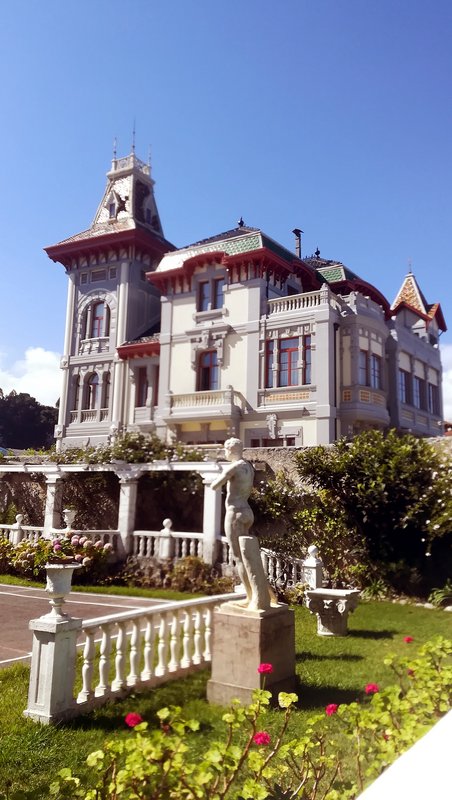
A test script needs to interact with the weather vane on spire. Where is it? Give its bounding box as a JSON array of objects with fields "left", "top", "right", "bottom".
[{"left": 112, "top": 136, "right": 117, "bottom": 160}]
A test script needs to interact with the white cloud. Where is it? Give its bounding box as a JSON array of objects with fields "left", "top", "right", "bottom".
[
  {"left": 440, "top": 343, "right": 452, "bottom": 422},
  {"left": 0, "top": 347, "right": 62, "bottom": 407}
]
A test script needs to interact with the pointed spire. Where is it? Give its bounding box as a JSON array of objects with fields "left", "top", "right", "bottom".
[{"left": 113, "top": 137, "right": 117, "bottom": 160}]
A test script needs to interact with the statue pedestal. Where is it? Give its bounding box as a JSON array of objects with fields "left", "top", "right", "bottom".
[{"left": 207, "top": 602, "right": 296, "bottom": 705}]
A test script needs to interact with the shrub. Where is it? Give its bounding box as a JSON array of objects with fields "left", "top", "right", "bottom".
[
  {"left": 5, "top": 535, "right": 113, "bottom": 584},
  {"left": 49, "top": 637, "right": 451, "bottom": 799}
]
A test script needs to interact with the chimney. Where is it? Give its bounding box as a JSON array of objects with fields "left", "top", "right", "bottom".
[{"left": 292, "top": 228, "right": 303, "bottom": 258}]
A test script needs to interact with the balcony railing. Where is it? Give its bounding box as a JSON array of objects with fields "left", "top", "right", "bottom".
[
  {"left": 267, "top": 290, "right": 322, "bottom": 316},
  {"left": 166, "top": 388, "right": 246, "bottom": 417}
]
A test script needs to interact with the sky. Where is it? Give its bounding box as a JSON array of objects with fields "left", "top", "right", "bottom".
[{"left": 0, "top": 0, "right": 451, "bottom": 418}]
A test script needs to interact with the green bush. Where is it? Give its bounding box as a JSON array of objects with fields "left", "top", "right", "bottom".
[{"left": 48, "top": 637, "right": 451, "bottom": 800}]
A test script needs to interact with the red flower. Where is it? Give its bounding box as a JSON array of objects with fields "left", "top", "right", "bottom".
[
  {"left": 404, "top": 636, "right": 414, "bottom": 643},
  {"left": 382, "top": 732, "right": 391, "bottom": 741},
  {"left": 364, "top": 683, "right": 379, "bottom": 695},
  {"left": 407, "top": 668, "right": 415, "bottom": 677},
  {"left": 125, "top": 712, "right": 144, "bottom": 728},
  {"left": 325, "top": 703, "right": 339, "bottom": 716},
  {"left": 253, "top": 731, "right": 271, "bottom": 745},
  {"left": 257, "top": 663, "right": 273, "bottom": 674}
]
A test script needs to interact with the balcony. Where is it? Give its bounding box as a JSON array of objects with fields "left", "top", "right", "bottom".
[
  {"left": 266, "top": 290, "right": 323, "bottom": 316},
  {"left": 163, "top": 387, "right": 246, "bottom": 422},
  {"left": 258, "top": 385, "right": 314, "bottom": 408},
  {"left": 79, "top": 337, "right": 110, "bottom": 356}
]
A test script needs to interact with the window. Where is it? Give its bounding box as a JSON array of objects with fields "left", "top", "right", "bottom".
[
  {"left": 71, "top": 377, "right": 80, "bottom": 411},
  {"left": 136, "top": 367, "right": 148, "bottom": 407},
  {"left": 197, "top": 277, "right": 225, "bottom": 312},
  {"left": 279, "top": 338, "right": 298, "bottom": 387},
  {"left": 428, "top": 383, "right": 440, "bottom": 415},
  {"left": 303, "top": 335, "right": 312, "bottom": 385},
  {"left": 370, "top": 354, "right": 382, "bottom": 389},
  {"left": 264, "top": 336, "right": 311, "bottom": 388},
  {"left": 84, "top": 374, "right": 99, "bottom": 410},
  {"left": 265, "top": 341, "right": 274, "bottom": 388},
  {"left": 85, "top": 301, "right": 110, "bottom": 339},
  {"left": 198, "top": 350, "right": 219, "bottom": 391},
  {"left": 359, "top": 350, "right": 369, "bottom": 385},
  {"left": 109, "top": 202, "right": 116, "bottom": 219},
  {"left": 413, "top": 377, "right": 427, "bottom": 410},
  {"left": 398, "top": 369, "right": 411, "bottom": 404},
  {"left": 102, "top": 373, "right": 111, "bottom": 409},
  {"left": 91, "top": 269, "right": 107, "bottom": 282}
]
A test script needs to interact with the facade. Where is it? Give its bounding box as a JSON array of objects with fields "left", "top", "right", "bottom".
[{"left": 46, "top": 152, "right": 446, "bottom": 451}]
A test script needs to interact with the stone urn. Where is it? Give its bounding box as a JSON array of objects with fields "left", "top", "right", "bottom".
[
  {"left": 305, "top": 588, "right": 360, "bottom": 636},
  {"left": 44, "top": 563, "right": 81, "bottom": 619},
  {"left": 62, "top": 508, "right": 77, "bottom": 530}
]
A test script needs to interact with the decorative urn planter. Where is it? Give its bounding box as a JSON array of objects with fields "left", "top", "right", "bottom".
[
  {"left": 44, "top": 563, "right": 81, "bottom": 619},
  {"left": 305, "top": 588, "right": 360, "bottom": 636}
]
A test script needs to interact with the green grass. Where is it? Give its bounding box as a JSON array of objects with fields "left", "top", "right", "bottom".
[
  {"left": 0, "top": 601, "right": 450, "bottom": 798},
  {"left": 0, "top": 574, "right": 200, "bottom": 601}
]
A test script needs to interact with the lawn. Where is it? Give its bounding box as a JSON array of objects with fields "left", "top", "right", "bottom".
[{"left": 0, "top": 599, "right": 450, "bottom": 799}]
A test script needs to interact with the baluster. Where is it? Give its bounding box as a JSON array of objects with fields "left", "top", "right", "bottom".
[
  {"left": 189, "top": 539, "right": 195, "bottom": 556},
  {"left": 127, "top": 620, "right": 142, "bottom": 687},
  {"left": 168, "top": 612, "right": 180, "bottom": 672},
  {"left": 193, "top": 609, "right": 202, "bottom": 664},
  {"left": 203, "top": 606, "right": 212, "bottom": 662},
  {"left": 112, "top": 621, "right": 127, "bottom": 691},
  {"left": 155, "top": 614, "right": 169, "bottom": 677},
  {"left": 182, "top": 539, "right": 187, "bottom": 558},
  {"left": 138, "top": 537, "right": 144, "bottom": 557},
  {"left": 141, "top": 616, "right": 155, "bottom": 681},
  {"left": 96, "top": 624, "right": 112, "bottom": 697},
  {"left": 180, "top": 610, "right": 192, "bottom": 668},
  {"left": 77, "top": 629, "right": 96, "bottom": 703}
]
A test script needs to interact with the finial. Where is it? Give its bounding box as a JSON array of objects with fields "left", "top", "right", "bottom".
[
  {"left": 315, "top": 247, "right": 321, "bottom": 259},
  {"left": 148, "top": 144, "right": 152, "bottom": 168},
  {"left": 238, "top": 216, "right": 244, "bottom": 227},
  {"left": 112, "top": 136, "right": 117, "bottom": 160},
  {"left": 132, "top": 120, "right": 136, "bottom": 155},
  {"left": 408, "top": 257, "right": 412, "bottom": 274}
]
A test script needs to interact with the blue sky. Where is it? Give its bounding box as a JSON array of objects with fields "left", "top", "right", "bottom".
[{"left": 0, "top": 0, "right": 451, "bottom": 416}]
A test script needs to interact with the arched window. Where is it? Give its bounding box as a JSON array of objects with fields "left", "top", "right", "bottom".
[
  {"left": 197, "top": 350, "right": 219, "bottom": 391},
  {"left": 71, "top": 376, "right": 80, "bottom": 411},
  {"left": 102, "top": 373, "right": 111, "bottom": 409},
  {"left": 91, "top": 302, "right": 104, "bottom": 338},
  {"left": 83, "top": 374, "right": 99, "bottom": 410}
]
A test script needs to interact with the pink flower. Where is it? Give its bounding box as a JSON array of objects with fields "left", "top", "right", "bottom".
[
  {"left": 79, "top": 536, "right": 87, "bottom": 545},
  {"left": 94, "top": 540, "right": 103, "bottom": 549},
  {"left": 404, "top": 636, "right": 414, "bottom": 643},
  {"left": 83, "top": 540, "right": 93, "bottom": 549},
  {"left": 52, "top": 538, "right": 61, "bottom": 547},
  {"left": 103, "top": 543, "right": 113, "bottom": 551},
  {"left": 53, "top": 543, "right": 62, "bottom": 551},
  {"left": 325, "top": 704, "right": 339, "bottom": 716},
  {"left": 257, "top": 663, "right": 273, "bottom": 674},
  {"left": 82, "top": 557, "right": 92, "bottom": 567},
  {"left": 71, "top": 537, "right": 80, "bottom": 546},
  {"left": 253, "top": 731, "right": 271, "bottom": 745},
  {"left": 364, "top": 683, "right": 379, "bottom": 695},
  {"left": 125, "top": 712, "right": 143, "bottom": 728},
  {"left": 74, "top": 554, "right": 83, "bottom": 562}
]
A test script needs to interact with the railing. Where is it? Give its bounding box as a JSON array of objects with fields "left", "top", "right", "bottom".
[
  {"left": 0, "top": 521, "right": 119, "bottom": 549},
  {"left": 267, "top": 290, "right": 322, "bottom": 315},
  {"left": 25, "top": 592, "right": 244, "bottom": 723},
  {"left": 80, "top": 410, "right": 97, "bottom": 423},
  {"left": 133, "top": 530, "right": 204, "bottom": 559},
  {"left": 169, "top": 389, "right": 246, "bottom": 412},
  {"left": 261, "top": 549, "right": 307, "bottom": 585},
  {"left": 79, "top": 337, "right": 110, "bottom": 355}
]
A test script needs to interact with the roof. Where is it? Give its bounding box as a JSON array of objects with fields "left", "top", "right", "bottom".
[
  {"left": 156, "top": 226, "right": 302, "bottom": 274},
  {"left": 391, "top": 272, "right": 447, "bottom": 332},
  {"left": 304, "top": 254, "right": 391, "bottom": 314}
]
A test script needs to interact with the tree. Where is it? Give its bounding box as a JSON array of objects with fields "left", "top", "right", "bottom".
[{"left": 0, "top": 392, "right": 57, "bottom": 449}]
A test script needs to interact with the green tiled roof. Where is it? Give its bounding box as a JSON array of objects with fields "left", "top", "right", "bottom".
[
  {"left": 220, "top": 233, "right": 262, "bottom": 256},
  {"left": 261, "top": 235, "right": 297, "bottom": 264},
  {"left": 316, "top": 264, "right": 359, "bottom": 284}
]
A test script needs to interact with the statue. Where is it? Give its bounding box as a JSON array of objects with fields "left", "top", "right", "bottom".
[{"left": 211, "top": 438, "right": 276, "bottom": 611}]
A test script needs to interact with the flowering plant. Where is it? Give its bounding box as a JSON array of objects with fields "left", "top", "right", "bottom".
[{"left": 9, "top": 535, "right": 113, "bottom": 582}]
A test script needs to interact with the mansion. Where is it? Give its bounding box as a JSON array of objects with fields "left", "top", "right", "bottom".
[{"left": 46, "top": 151, "right": 446, "bottom": 451}]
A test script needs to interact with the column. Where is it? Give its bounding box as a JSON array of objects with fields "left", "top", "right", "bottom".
[
  {"left": 115, "top": 466, "right": 143, "bottom": 557},
  {"left": 55, "top": 273, "right": 76, "bottom": 450},
  {"left": 202, "top": 472, "right": 223, "bottom": 565},
  {"left": 43, "top": 475, "right": 64, "bottom": 534}
]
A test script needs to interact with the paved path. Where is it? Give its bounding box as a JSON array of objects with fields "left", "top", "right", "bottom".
[{"left": 0, "top": 584, "right": 168, "bottom": 668}]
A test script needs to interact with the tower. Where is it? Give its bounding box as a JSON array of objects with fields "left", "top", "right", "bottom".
[{"left": 46, "top": 151, "right": 175, "bottom": 450}]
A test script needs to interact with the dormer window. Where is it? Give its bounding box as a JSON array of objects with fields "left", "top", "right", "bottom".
[
  {"left": 109, "top": 202, "right": 116, "bottom": 219},
  {"left": 145, "top": 208, "right": 151, "bottom": 224}
]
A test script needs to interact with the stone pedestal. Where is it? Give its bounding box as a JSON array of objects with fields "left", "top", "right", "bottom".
[
  {"left": 305, "top": 588, "right": 360, "bottom": 636},
  {"left": 207, "top": 602, "right": 296, "bottom": 705}
]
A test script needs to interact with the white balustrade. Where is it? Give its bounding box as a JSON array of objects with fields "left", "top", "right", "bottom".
[
  {"left": 70, "top": 594, "right": 239, "bottom": 717},
  {"left": 267, "top": 290, "right": 322, "bottom": 315},
  {"left": 133, "top": 530, "right": 204, "bottom": 560}
]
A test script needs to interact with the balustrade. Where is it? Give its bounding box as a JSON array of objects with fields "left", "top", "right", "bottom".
[{"left": 73, "top": 595, "right": 232, "bottom": 715}]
